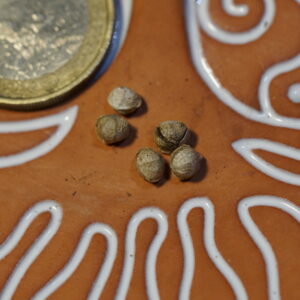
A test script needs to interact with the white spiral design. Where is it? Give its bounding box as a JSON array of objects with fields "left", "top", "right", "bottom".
[
  {"left": 185, "top": 0, "right": 300, "bottom": 130},
  {"left": 221, "top": 0, "right": 249, "bottom": 17},
  {"left": 196, "top": 0, "right": 276, "bottom": 44}
]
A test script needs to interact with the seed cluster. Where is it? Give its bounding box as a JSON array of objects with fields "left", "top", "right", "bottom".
[
  {"left": 95, "top": 115, "right": 130, "bottom": 144},
  {"left": 108, "top": 86, "right": 142, "bottom": 115},
  {"left": 95, "top": 86, "right": 143, "bottom": 144},
  {"left": 154, "top": 121, "right": 189, "bottom": 154},
  {"left": 136, "top": 148, "right": 165, "bottom": 183},
  {"left": 95, "top": 86, "right": 205, "bottom": 184},
  {"left": 170, "top": 144, "right": 202, "bottom": 181}
]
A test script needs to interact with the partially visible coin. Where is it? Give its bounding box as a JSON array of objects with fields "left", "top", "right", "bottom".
[{"left": 0, "top": 0, "right": 114, "bottom": 110}]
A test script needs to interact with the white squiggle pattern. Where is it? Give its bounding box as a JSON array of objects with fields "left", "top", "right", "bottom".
[
  {"left": 0, "top": 200, "right": 63, "bottom": 300},
  {"left": 0, "top": 197, "right": 299, "bottom": 299},
  {"left": 259, "top": 54, "right": 300, "bottom": 118},
  {"left": 238, "top": 195, "right": 300, "bottom": 300},
  {"left": 185, "top": 0, "right": 300, "bottom": 130},
  {"left": 196, "top": 0, "right": 275, "bottom": 44},
  {"left": 232, "top": 138, "right": 300, "bottom": 186},
  {"left": 0, "top": 201, "right": 167, "bottom": 300},
  {"left": 177, "top": 197, "right": 248, "bottom": 300},
  {"left": 0, "top": 106, "right": 78, "bottom": 169},
  {"left": 115, "top": 207, "right": 168, "bottom": 300},
  {"left": 32, "top": 223, "right": 117, "bottom": 300}
]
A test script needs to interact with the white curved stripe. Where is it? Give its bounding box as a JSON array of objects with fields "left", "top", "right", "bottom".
[
  {"left": 221, "top": 0, "right": 248, "bottom": 17},
  {"left": 0, "top": 200, "right": 62, "bottom": 300},
  {"left": 32, "top": 223, "right": 117, "bottom": 300},
  {"left": 238, "top": 196, "right": 300, "bottom": 300},
  {"left": 184, "top": 0, "right": 300, "bottom": 130},
  {"left": 115, "top": 207, "right": 168, "bottom": 300},
  {"left": 119, "top": 0, "right": 133, "bottom": 48},
  {"left": 0, "top": 106, "right": 78, "bottom": 168},
  {"left": 259, "top": 54, "right": 300, "bottom": 117},
  {"left": 232, "top": 139, "right": 300, "bottom": 186},
  {"left": 196, "top": 0, "right": 275, "bottom": 44},
  {"left": 177, "top": 197, "right": 248, "bottom": 300}
]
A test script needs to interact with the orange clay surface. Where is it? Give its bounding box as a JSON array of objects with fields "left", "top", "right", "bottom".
[{"left": 0, "top": 0, "right": 299, "bottom": 299}]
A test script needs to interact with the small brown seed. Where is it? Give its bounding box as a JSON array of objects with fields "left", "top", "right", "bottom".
[
  {"left": 107, "top": 86, "right": 143, "bottom": 115},
  {"left": 136, "top": 148, "right": 165, "bottom": 183},
  {"left": 170, "top": 144, "right": 202, "bottom": 180},
  {"left": 95, "top": 114, "right": 130, "bottom": 144},
  {"left": 154, "top": 120, "right": 190, "bottom": 154}
]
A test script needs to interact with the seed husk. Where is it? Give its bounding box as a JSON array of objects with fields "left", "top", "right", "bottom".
[
  {"left": 170, "top": 144, "right": 202, "bottom": 180},
  {"left": 154, "top": 120, "right": 190, "bottom": 154},
  {"left": 107, "top": 86, "right": 143, "bottom": 115},
  {"left": 136, "top": 148, "right": 165, "bottom": 183},
  {"left": 95, "top": 114, "right": 130, "bottom": 144}
]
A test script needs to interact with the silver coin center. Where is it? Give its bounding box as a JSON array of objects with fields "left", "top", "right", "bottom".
[{"left": 0, "top": 0, "right": 88, "bottom": 80}]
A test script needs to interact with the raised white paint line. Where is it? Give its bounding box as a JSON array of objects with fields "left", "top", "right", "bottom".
[
  {"left": 0, "top": 200, "right": 63, "bottom": 300},
  {"left": 220, "top": 0, "right": 249, "bottom": 17},
  {"left": 177, "top": 197, "right": 248, "bottom": 300},
  {"left": 32, "top": 223, "right": 117, "bottom": 300},
  {"left": 120, "top": 0, "right": 133, "bottom": 48},
  {"left": 238, "top": 196, "right": 300, "bottom": 300},
  {"left": 196, "top": 0, "right": 275, "bottom": 44},
  {"left": 258, "top": 54, "right": 300, "bottom": 119},
  {"left": 288, "top": 83, "right": 300, "bottom": 103},
  {"left": 115, "top": 207, "right": 168, "bottom": 300},
  {"left": 232, "top": 138, "right": 300, "bottom": 186},
  {"left": 184, "top": 0, "right": 300, "bottom": 129},
  {"left": 0, "top": 106, "right": 78, "bottom": 169},
  {"left": 0, "top": 197, "right": 299, "bottom": 299},
  {"left": 0, "top": 201, "right": 168, "bottom": 300}
]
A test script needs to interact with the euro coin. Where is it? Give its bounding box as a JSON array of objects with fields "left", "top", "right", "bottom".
[{"left": 0, "top": 0, "right": 114, "bottom": 109}]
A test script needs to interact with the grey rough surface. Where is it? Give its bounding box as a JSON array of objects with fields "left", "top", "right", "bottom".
[
  {"left": 108, "top": 86, "right": 142, "bottom": 115},
  {"left": 96, "top": 115, "right": 130, "bottom": 145},
  {"left": 0, "top": 0, "right": 88, "bottom": 80},
  {"left": 154, "top": 120, "right": 189, "bottom": 154},
  {"left": 170, "top": 144, "right": 201, "bottom": 180},
  {"left": 136, "top": 148, "right": 165, "bottom": 183}
]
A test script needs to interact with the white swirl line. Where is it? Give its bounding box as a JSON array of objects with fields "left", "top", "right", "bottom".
[
  {"left": 0, "top": 106, "right": 78, "bottom": 168},
  {"left": 0, "top": 200, "right": 62, "bottom": 300},
  {"left": 233, "top": 138, "right": 300, "bottom": 186},
  {"left": 259, "top": 53, "right": 300, "bottom": 118},
  {"left": 221, "top": 0, "right": 249, "bottom": 17},
  {"left": 196, "top": 0, "right": 275, "bottom": 44},
  {"left": 185, "top": 0, "right": 300, "bottom": 130},
  {"left": 115, "top": 207, "right": 168, "bottom": 300},
  {"left": 177, "top": 197, "right": 248, "bottom": 300},
  {"left": 32, "top": 223, "right": 117, "bottom": 300},
  {"left": 238, "top": 196, "right": 300, "bottom": 300}
]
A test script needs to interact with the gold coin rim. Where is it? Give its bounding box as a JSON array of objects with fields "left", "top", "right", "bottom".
[{"left": 0, "top": 0, "right": 114, "bottom": 109}]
